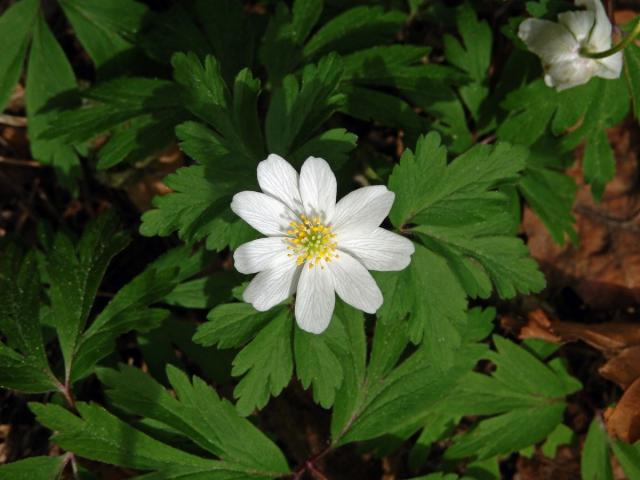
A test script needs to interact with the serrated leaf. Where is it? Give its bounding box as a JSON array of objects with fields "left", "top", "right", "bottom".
[
  {"left": 289, "top": 128, "right": 357, "bottom": 169},
  {"left": 0, "top": 0, "right": 38, "bottom": 112},
  {"left": 334, "top": 336, "right": 486, "bottom": 446},
  {"left": 265, "top": 53, "right": 344, "bottom": 155},
  {"left": 58, "top": 0, "right": 147, "bottom": 75},
  {"left": 0, "top": 455, "right": 65, "bottom": 480},
  {"left": 294, "top": 317, "right": 347, "bottom": 408},
  {"left": 98, "top": 365, "right": 289, "bottom": 476},
  {"left": 0, "top": 247, "right": 56, "bottom": 391},
  {"left": 43, "top": 77, "right": 183, "bottom": 169},
  {"left": 30, "top": 402, "right": 271, "bottom": 478},
  {"left": 442, "top": 336, "right": 581, "bottom": 460},
  {"left": 302, "top": 6, "right": 406, "bottom": 61},
  {"left": 231, "top": 308, "right": 294, "bottom": 416},
  {"left": 388, "top": 133, "right": 544, "bottom": 302},
  {"left": 498, "top": 77, "right": 629, "bottom": 200},
  {"left": 194, "top": 303, "right": 276, "bottom": 349},
  {"left": 445, "top": 404, "right": 566, "bottom": 460},
  {"left": 376, "top": 244, "right": 467, "bottom": 364},
  {"left": 48, "top": 212, "right": 130, "bottom": 382},
  {"left": 443, "top": 2, "right": 492, "bottom": 119},
  {"left": 26, "top": 12, "right": 80, "bottom": 189}
]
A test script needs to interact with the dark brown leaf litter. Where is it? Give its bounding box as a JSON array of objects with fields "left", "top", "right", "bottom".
[
  {"left": 521, "top": 309, "right": 640, "bottom": 443},
  {"left": 524, "top": 119, "right": 640, "bottom": 310}
]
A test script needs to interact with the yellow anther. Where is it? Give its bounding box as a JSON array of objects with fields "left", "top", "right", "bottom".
[{"left": 286, "top": 213, "right": 337, "bottom": 269}]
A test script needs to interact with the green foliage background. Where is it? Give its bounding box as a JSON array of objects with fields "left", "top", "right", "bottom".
[{"left": 1, "top": 0, "right": 639, "bottom": 478}]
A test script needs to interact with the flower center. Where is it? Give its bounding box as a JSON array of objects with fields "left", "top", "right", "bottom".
[{"left": 287, "top": 214, "right": 338, "bottom": 268}]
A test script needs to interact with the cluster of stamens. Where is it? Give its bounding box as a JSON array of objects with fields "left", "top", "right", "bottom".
[{"left": 286, "top": 214, "right": 338, "bottom": 269}]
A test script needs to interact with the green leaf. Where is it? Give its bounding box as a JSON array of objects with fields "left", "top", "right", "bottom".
[
  {"left": 498, "top": 77, "right": 629, "bottom": 200},
  {"left": 0, "top": 247, "right": 58, "bottom": 392},
  {"left": 376, "top": 244, "right": 467, "bottom": 365},
  {"left": 611, "top": 440, "right": 640, "bottom": 480},
  {"left": 164, "top": 271, "right": 242, "bottom": 309},
  {"left": 265, "top": 53, "right": 345, "bottom": 156},
  {"left": 172, "top": 53, "right": 260, "bottom": 159},
  {"left": 294, "top": 316, "right": 348, "bottom": 408},
  {"left": 194, "top": 303, "right": 276, "bottom": 349},
  {"left": 231, "top": 308, "right": 294, "bottom": 416},
  {"left": 445, "top": 404, "right": 566, "bottom": 460},
  {"left": 0, "top": 456, "right": 65, "bottom": 480},
  {"left": 389, "top": 133, "right": 524, "bottom": 227},
  {"left": 26, "top": 12, "right": 80, "bottom": 189},
  {"left": 98, "top": 365, "right": 290, "bottom": 476},
  {"left": 518, "top": 138, "right": 577, "bottom": 244},
  {"left": 389, "top": 133, "right": 544, "bottom": 303},
  {"left": 333, "top": 330, "right": 486, "bottom": 446},
  {"left": 342, "top": 45, "right": 430, "bottom": 83},
  {"left": 30, "top": 402, "right": 256, "bottom": 475},
  {"left": 625, "top": 42, "right": 640, "bottom": 120},
  {"left": 443, "top": 2, "right": 492, "bottom": 119},
  {"left": 58, "top": 0, "right": 147, "bottom": 75},
  {"left": 442, "top": 336, "right": 581, "bottom": 460},
  {"left": 581, "top": 418, "right": 613, "bottom": 480},
  {"left": 541, "top": 423, "right": 574, "bottom": 458},
  {"left": 47, "top": 212, "right": 130, "bottom": 382},
  {"left": 43, "top": 77, "right": 183, "bottom": 169},
  {"left": 289, "top": 128, "right": 357, "bottom": 170},
  {"left": 0, "top": 0, "right": 39, "bottom": 112},
  {"left": 302, "top": 7, "right": 406, "bottom": 61}
]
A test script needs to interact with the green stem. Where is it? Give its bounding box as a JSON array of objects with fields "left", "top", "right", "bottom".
[{"left": 581, "top": 19, "right": 640, "bottom": 59}]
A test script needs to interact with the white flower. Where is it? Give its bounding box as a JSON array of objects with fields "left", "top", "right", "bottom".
[
  {"left": 230, "top": 154, "right": 415, "bottom": 334},
  {"left": 518, "top": 0, "right": 623, "bottom": 91}
]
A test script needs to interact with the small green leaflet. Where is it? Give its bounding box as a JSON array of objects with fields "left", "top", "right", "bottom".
[
  {"left": 441, "top": 336, "right": 582, "bottom": 460},
  {"left": 0, "top": 455, "right": 66, "bottom": 480},
  {"left": 0, "top": 247, "right": 59, "bottom": 393},
  {"left": 498, "top": 76, "right": 629, "bottom": 200},
  {"left": 581, "top": 417, "right": 613, "bottom": 480},
  {"left": 97, "top": 364, "right": 290, "bottom": 476},
  {"left": 58, "top": 0, "right": 147, "bottom": 76},
  {"left": 231, "top": 308, "right": 294, "bottom": 416},
  {"left": 26, "top": 12, "right": 80, "bottom": 190},
  {"left": 0, "top": 0, "right": 39, "bottom": 112},
  {"left": 443, "top": 2, "right": 492, "bottom": 122}
]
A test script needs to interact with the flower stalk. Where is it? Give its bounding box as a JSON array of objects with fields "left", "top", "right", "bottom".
[{"left": 582, "top": 18, "right": 640, "bottom": 59}]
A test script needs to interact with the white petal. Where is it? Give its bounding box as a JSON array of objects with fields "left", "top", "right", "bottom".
[
  {"left": 332, "top": 186, "right": 395, "bottom": 236},
  {"left": 298, "top": 156, "right": 337, "bottom": 220},
  {"left": 577, "top": 0, "right": 612, "bottom": 50},
  {"left": 231, "top": 191, "right": 296, "bottom": 236},
  {"left": 234, "top": 237, "right": 290, "bottom": 274},
  {"left": 338, "top": 228, "right": 415, "bottom": 272},
  {"left": 328, "top": 251, "right": 382, "bottom": 314},
  {"left": 518, "top": 18, "right": 579, "bottom": 64},
  {"left": 545, "top": 59, "right": 595, "bottom": 90},
  {"left": 295, "top": 264, "right": 335, "bottom": 334},
  {"left": 257, "top": 154, "right": 303, "bottom": 212},
  {"left": 596, "top": 52, "right": 623, "bottom": 79},
  {"left": 243, "top": 255, "right": 300, "bottom": 311},
  {"left": 558, "top": 10, "right": 595, "bottom": 43}
]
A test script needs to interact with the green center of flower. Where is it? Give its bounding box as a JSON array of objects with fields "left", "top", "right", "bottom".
[{"left": 287, "top": 214, "right": 338, "bottom": 268}]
